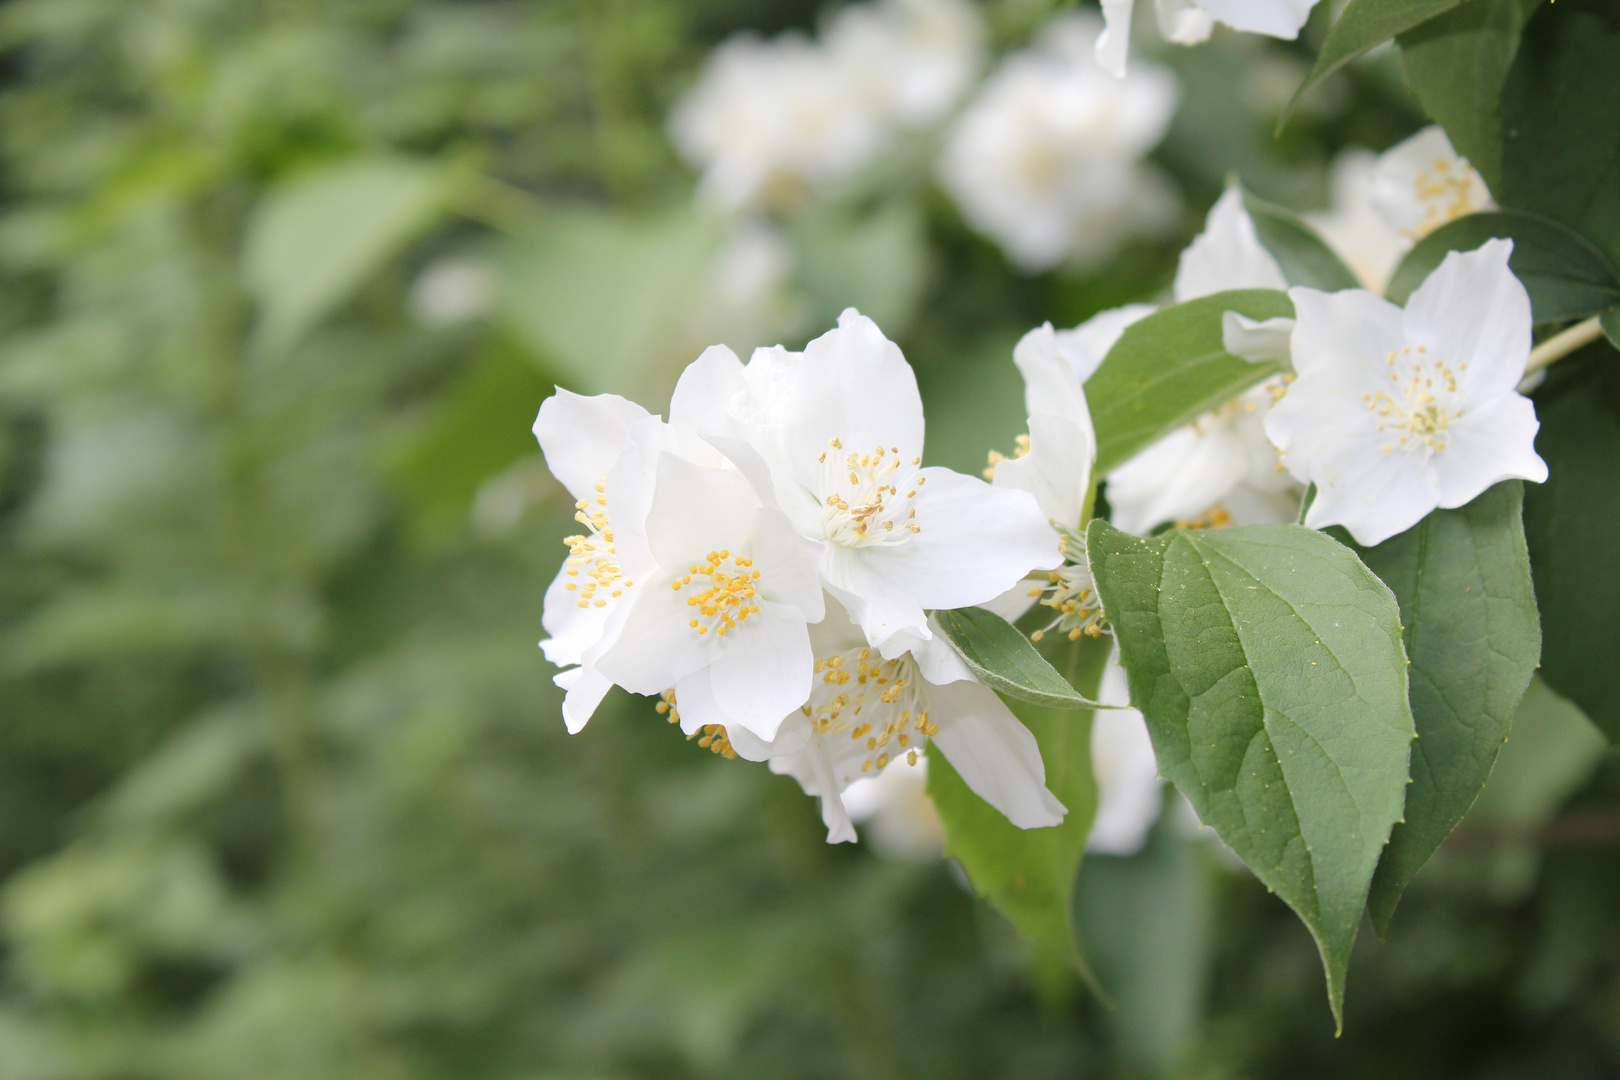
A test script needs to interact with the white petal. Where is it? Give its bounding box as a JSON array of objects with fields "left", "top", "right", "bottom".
[
  {"left": 748, "top": 507, "right": 826, "bottom": 620},
  {"left": 668, "top": 344, "right": 747, "bottom": 440},
  {"left": 783, "top": 309, "right": 925, "bottom": 494},
  {"left": 1096, "top": 0, "right": 1136, "bottom": 77},
  {"left": 1013, "top": 323, "right": 1089, "bottom": 424},
  {"left": 770, "top": 741, "right": 859, "bottom": 843},
  {"left": 1154, "top": 0, "right": 1215, "bottom": 43},
  {"left": 1431, "top": 395, "right": 1547, "bottom": 507},
  {"left": 821, "top": 544, "right": 931, "bottom": 647},
  {"left": 532, "top": 389, "right": 650, "bottom": 502},
  {"left": 642, "top": 453, "right": 758, "bottom": 572},
  {"left": 1283, "top": 286, "right": 1405, "bottom": 381},
  {"left": 726, "top": 710, "right": 812, "bottom": 763},
  {"left": 702, "top": 433, "right": 780, "bottom": 509},
  {"left": 1087, "top": 652, "right": 1162, "bottom": 854},
  {"left": 993, "top": 413, "right": 1094, "bottom": 530},
  {"left": 556, "top": 666, "right": 614, "bottom": 735},
  {"left": 540, "top": 562, "right": 613, "bottom": 668},
  {"left": 1402, "top": 239, "right": 1531, "bottom": 399},
  {"left": 1301, "top": 435, "right": 1442, "bottom": 546},
  {"left": 1222, "top": 313, "right": 1297, "bottom": 368},
  {"left": 926, "top": 680, "right": 1066, "bottom": 828},
  {"left": 707, "top": 601, "right": 814, "bottom": 741},
  {"left": 1195, "top": 0, "right": 1321, "bottom": 38},
  {"left": 1173, "top": 188, "right": 1288, "bottom": 303},
  {"left": 879, "top": 615, "right": 977, "bottom": 685},
  {"left": 861, "top": 469, "right": 1062, "bottom": 610},
  {"left": 596, "top": 570, "right": 718, "bottom": 695}
]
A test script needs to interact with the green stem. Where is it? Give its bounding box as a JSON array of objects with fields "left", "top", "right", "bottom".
[{"left": 1525, "top": 315, "right": 1606, "bottom": 376}]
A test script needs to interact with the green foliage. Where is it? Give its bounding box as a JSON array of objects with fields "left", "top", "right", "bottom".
[
  {"left": 244, "top": 157, "right": 470, "bottom": 356},
  {"left": 1086, "top": 520, "right": 1415, "bottom": 1029},
  {"left": 1384, "top": 210, "right": 1620, "bottom": 321},
  {"left": 1500, "top": 0, "right": 1620, "bottom": 270},
  {"left": 1293, "top": 0, "right": 1466, "bottom": 114},
  {"left": 1398, "top": 0, "right": 1542, "bottom": 190},
  {"left": 933, "top": 606, "right": 1114, "bottom": 710},
  {"left": 793, "top": 200, "right": 930, "bottom": 334},
  {"left": 1087, "top": 289, "right": 1293, "bottom": 473},
  {"left": 1337, "top": 482, "right": 1541, "bottom": 936},
  {"left": 927, "top": 634, "right": 1108, "bottom": 991},
  {"left": 1243, "top": 190, "right": 1362, "bottom": 290},
  {"left": 1523, "top": 345, "right": 1620, "bottom": 742},
  {"left": 498, "top": 205, "right": 722, "bottom": 397}
]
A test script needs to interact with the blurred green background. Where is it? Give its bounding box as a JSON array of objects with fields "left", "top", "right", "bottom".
[{"left": 0, "top": 1, "right": 1617, "bottom": 1077}]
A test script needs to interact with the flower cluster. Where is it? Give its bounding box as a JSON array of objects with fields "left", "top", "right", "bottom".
[
  {"left": 669, "top": 0, "right": 984, "bottom": 213},
  {"left": 536, "top": 311, "right": 1070, "bottom": 842},
  {"left": 1093, "top": 125, "right": 1498, "bottom": 540},
  {"left": 1096, "top": 0, "right": 1325, "bottom": 76}
]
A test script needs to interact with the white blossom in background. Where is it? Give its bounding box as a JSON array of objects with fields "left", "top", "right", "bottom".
[
  {"left": 669, "top": 32, "right": 885, "bottom": 212},
  {"left": 838, "top": 752, "right": 944, "bottom": 857},
  {"left": 687, "top": 308, "right": 1062, "bottom": 652},
  {"left": 410, "top": 259, "right": 495, "bottom": 325},
  {"left": 825, "top": 0, "right": 985, "bottom": 129},
  {"left": 939, "top": 14, "right": 1178, "bottom": 273},
  {"left": 1105, "top": 189, "right": 1302, "bottom": 533},
  {"left": 1306, "top": 149, "right": 1407, "bottom": 292},
  {"left": 1087, "top": 647, "right": 1163, "bottom": 855},
  {"left": 1370, "top": 125, "right": 1495, "bottom": 244},
  {"left": 1096, "top": 0, "right": 1326, "bottom": 77},
  {"left": 766, "top": 599, "right": 1066, "bottom": 843},
  {"left": 1266, "top": 240, "right": 1547, "bottom": 547}
]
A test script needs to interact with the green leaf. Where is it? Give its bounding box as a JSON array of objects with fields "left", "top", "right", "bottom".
[
  {"left": 1399, "top": 0, "right": 1543, "bottom": 191},
  {"left": 927, "top": 634, "right": 1109, "bottom": 988},
  {"left": 497, "top": 205, "right": 721, "bottom": 397},
  {"left": 1468, "top": 677, "right": 1605, "bottom": 831},
  {"left": 1292, "top": 0, "right": 1465, "bottom": 119},
  {"left": 1500, "top": 0, "right": 1620, "bottom": 269},
  {"left": 1087, "top": 289, "right": 1294, "bottom": 474},
  {"left": 1335, "top": 482, "right": 1540, "bottom": 937},
  {"left": 1086, "top": 519, "right": 1415, "bottom": 1030},
  {"left": 1604, "top": 305, "right": 1620, "bottom": 350},
  {"left": 1523, "top": 344, "right": 1620, "bottom": 741},
  {"left": 1076, "top": 816, "right": 1216, "bottom": 1074},
  {"left": 1384, "top": 210, "right": 1620, "bottom": 322},
  {"left": 1243, "top": 190, "right": 1362, "bottom": 291},
  {"left": 243, "top": 156, "right": 467, "bottom": 356},
  {"left": 933, "top": 606, "right": 1118, "bottom": 711}
]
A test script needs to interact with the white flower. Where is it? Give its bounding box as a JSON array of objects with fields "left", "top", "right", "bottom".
[
  {"left": 1087, "top": 647, "right": 1163, "bottom": 855},
  {"left": 535, "top": 346, "right": 820, "bottom": 735},
  {"left": 1305, "top": 148, "right": 1407, "bottom": 292},
  {"left": 692, "top": 308, "right": 1062, "bottom": 653},
  {"left": 1096, "top": 0, "right": 1324, "bottom": 77},
  {"left": 534, "top": 389, "right": 659, "bottom": 732},
  {"left": 1105, "top": 189, "right": 1302, "bottom": 533},
  {"left": 938, "top": 14, "right": 1178, "bottom": 273},
  {"left": 592, "top": 450, "right": 827, "bottom": 741},
  {"left": 1370, "top": 125, "right": 1494, "bottom": 244},
  {"left": 766, "top": 599, "right": 1066, "bottom": 843},
  {"left": 409, "top": 259, "right": 494, "bottom": 326},
  {"left": 824, "top": 0, "right": 985, "bottom": 129},
  {"left": 1265, "top": 239, "right": 1547, "bottom": 547},
  {"left": 669, "top": 32, "right": 886, "bottom": 211}
]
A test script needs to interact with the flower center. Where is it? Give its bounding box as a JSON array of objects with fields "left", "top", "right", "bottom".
[
  {"left": 817, "top": 437, "right": 924, "bottom": 548},
  {"left": 656, "top": 689, "right": 739, "bottom": 760},
  {"left": 562, "top": 479, "right": 633, "bottom": 609},
  {"left": 1364, "top": 345, "right": 1464, "bottom": 455},
  {"left": 670, "top": 548, "right": 761, "bottom": 637},
  {"left": 802, "top": 648, "right": 937, "bottom": 775},
  {"left": 1408, "top": 157, "right": 1482, "bottom": 239}
]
